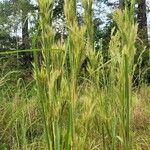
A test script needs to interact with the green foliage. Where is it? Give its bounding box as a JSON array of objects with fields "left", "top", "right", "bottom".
[{"left": 0, "top": 0, "right": 150, "bottom": 150}]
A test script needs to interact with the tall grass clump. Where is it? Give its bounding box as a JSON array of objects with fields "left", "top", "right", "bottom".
[
  {"left": 107, "top": 2, "right": 137, "bottom": 149},
  {"left": 33, "top": 0, "right": 138, "bottom": 149},
  {"left": 33, "top": 0, "right": 66, "bottom": 149}
]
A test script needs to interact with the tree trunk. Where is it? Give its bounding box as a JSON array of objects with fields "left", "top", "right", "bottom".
[
  {"left": 21, "top": 4, "right": 32, "bottom": 68},
  {"left": 22, "top": 9, "right": 29, "bottom": 49},
  {"left": 134, "top": 0, "right": 149, "bottom": 85},
  {"left": 137, "top": 0, "right": 149, "bottom": 47},
  {"left": 119, "top": 0, "right": 124, "bottom": 10}
]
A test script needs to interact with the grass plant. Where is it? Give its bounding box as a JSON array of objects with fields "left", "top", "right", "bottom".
[{"left": 0, "top": 0, "right": 150, "bottom": 149}]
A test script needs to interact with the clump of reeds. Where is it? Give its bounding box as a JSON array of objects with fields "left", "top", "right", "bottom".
[{"left": 33, "top": 0, "right": 138, "bottom": 149}]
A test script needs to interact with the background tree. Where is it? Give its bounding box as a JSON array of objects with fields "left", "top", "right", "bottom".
[
  {"left": 136, "top": 0, "right": 150, "bottom": 83},
  {"left": 0, "top": 1, "right": 18, "bottom": 50},
  {"left": 0, "top": 0, "right": 149, "bottom": 82},
  {"left": 137, "top": 0, "right": 149, "bottom": 47}
]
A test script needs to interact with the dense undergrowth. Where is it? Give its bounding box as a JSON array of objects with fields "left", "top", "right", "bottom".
[{"left": 0, "top": 0, "right": 150, "bottom": 149}]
